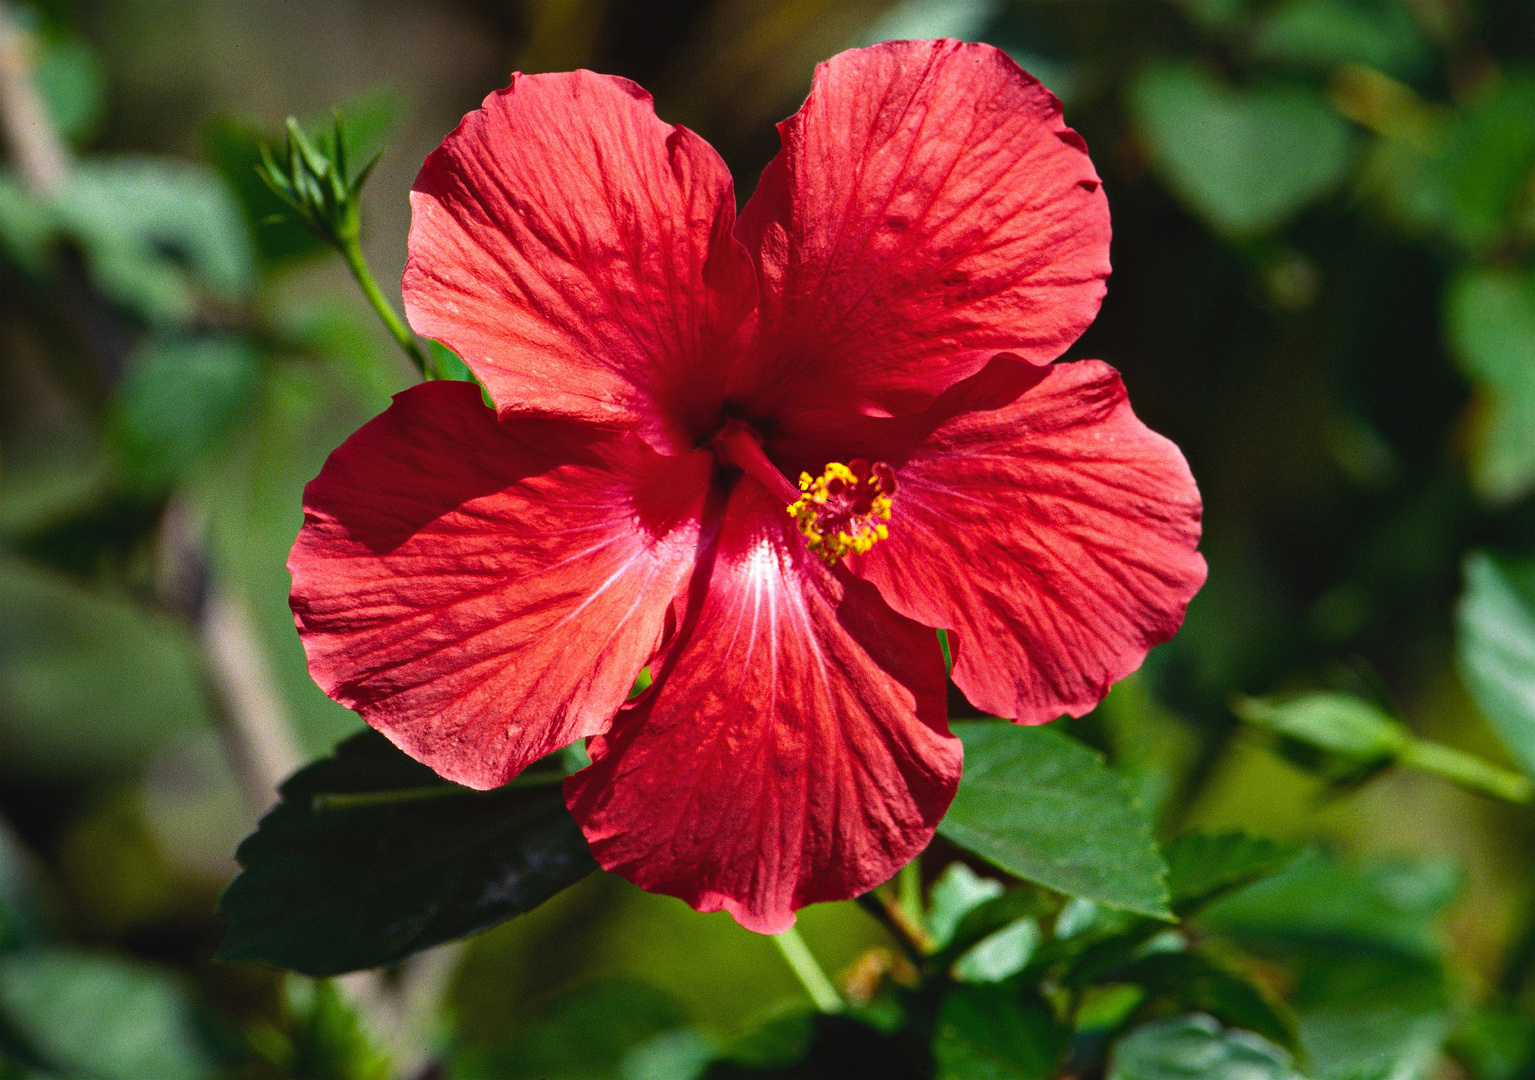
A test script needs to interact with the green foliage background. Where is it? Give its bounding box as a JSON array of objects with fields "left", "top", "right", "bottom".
[{"left": 4, "top": 0, "right": 1535, "bottom": 1077}]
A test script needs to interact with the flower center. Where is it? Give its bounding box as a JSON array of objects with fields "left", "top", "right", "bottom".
[{"left": 787, "top": 459, "right": 896, "bottom": 566}]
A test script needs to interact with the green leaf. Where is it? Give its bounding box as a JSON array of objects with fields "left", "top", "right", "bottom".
[
  {"left": 1164, "top": 832, "right": 1302, "bottom": 917},
  {"left": 1203, "top": 849, "right": 1458, "bottom": 959},
  {"left": 273, "top": 979, "right": 390, "bottom": 1080},
  {"left": 1119, "top": 952, "right": 1299, "bottom": 1053},
  {"left": 52, "top": 158, "right": 255, "bottom": 324},
  {"left": 927, "top": 863, "right": 1005, "bottom": 949},
  {"left": 1129, "top": 62, "right": 1353, "bottom": 237},
  {"left": 1292, "top": 952, "right": 1449, "bottom": 1080},
  {"left": 1252, "top": 0, "right": 1430, "bottom": 77},
  {"left": 1233, "top": 692, "right": 1406, "bottom": 781},
  {"left": 938, "top": 722, "right": 1171, "bottom": 919},
  {"left": 0, "top": 949, "right": 213, "bottom": 1080},
  {"left": 933, "top": 984, "right": 1067, "bottom": 1080},
  {"left": 932, "top": 890, "right": 1053, "bottom": 974},
  {"left": 0, "top": 555, "right": 210, "bottom": 781},
  {"left": 109, "top": 335, "right": 262, "bottom": 491},
  {"left": 0, "top": 822, "right": 47, "bottom": 954},
  {"left": 217, "top": 729, "right": 597, "bottom": 975},
  {"left": 32, "top": 32, "right": 107, "bottom": 144},
  {"left": 1457, "top": 552, "right": 1535, "bottom": 777},
  {"left": 454, "top": 979, "right": 695, "bottom": 1080},
  {"left": 1109, "top": 1014, "right": 1302, "bottom": 1080},
  {"left": 1446, "top": 268, "right": 1535, "bottom": 503}
]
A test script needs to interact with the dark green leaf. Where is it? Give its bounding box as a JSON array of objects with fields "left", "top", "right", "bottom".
[
  {"left": 938, "top": 722, "right": 1170, "bottom": 919},
  {"left": 1165, "top": 832, "right": 1302, "bottom": 917},
  {"left": 1458, "top": 553, "right": 1535, "bottom": 777},
  {"left": 0, "top": 949, "right": 214, "bottom": 1080},
  {"left": 1120, "top": 952, "right": 1299, "bottom": 1053},
  {"left": 1252, "top": 0, "right": 1429, "bottom": 77},
  {"left": 1130, "top": 63, "right": 1353, "bottom": 237},
  {"left": 933, "top": 984, "right": 1067, "bottom": 1080},
  {"left": 933, "top": 889, "right": 1053, "bottom": 972},
  {"left": 216, "top": 729, "right": 596, "bottom": 975},
  {"left": 1109, "top": 1014, "right": 1301, "bottom": 1080}
]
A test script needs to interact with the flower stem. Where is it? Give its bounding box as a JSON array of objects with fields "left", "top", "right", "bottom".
[
  {"left": 338, "top": 234, "right": 432, "bottom": 379},
  {"left": 772, "top": 926, "right": 842, "bottom": 1013},
  {"left": 1398, "top": 737, "right": 1533, "bottom": 803}
]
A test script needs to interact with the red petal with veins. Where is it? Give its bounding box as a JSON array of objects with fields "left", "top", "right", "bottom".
[
  {"left": 565, "top": 478, "right": 957, "bottom": 934},
  {"left": 790, "top": 356, "right": 1205, "bottom": 726},
  {"left": 731, "top": 39, "right": 1110, "bottom": 424},
  {"left": 404, "top": 71, "right": 755, "bottom": 454},
  {"left": 289, "top": 381, "right": 709, "bottom": 789}
]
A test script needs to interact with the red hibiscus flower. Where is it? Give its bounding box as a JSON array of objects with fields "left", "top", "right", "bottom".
[{"left": 288, "top": 39, "right": 1206, "bottom": 934}]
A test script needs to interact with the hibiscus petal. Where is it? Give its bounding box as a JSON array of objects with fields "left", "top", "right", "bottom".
[
  {"left": 289, "top": 381, "right": 709, "bottom": 790},
  {"left": 800, "top": 357, "right": 1205, "bottom": 725},
  {"left": 404, "top": 71, "right": 755, "bottom": 453},
  {"left": 565, "top": 478, "right": 958, "bottom": 934},
  {"left": 731, "top": 39, "right": 1110, "bottom": 424}
]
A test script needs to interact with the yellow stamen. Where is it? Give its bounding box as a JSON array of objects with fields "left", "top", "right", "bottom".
[{"left": 787, "top": 459, "right": 895, "bottom": 566}]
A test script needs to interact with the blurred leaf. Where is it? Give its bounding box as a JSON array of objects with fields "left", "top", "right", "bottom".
[
  {"left": 31, "top": 32, "right": 107, "bottom": 144},
  {"left": 1433, "top": 75, "right": 1535, "bottom": 252},
  {"left": 1119, "top": 952, "right": 1298, "bottom": 1053},
  {"left": 951, "top": 918, "right": 1040, "bottom": 985},
  {"left": 203, "top": 118, "right": 325, "bottom": 264},
  {"left": 1130, "top": 62, "right": 1353, "bottom": 237},
  {"left": 1108, "top": 1014, "right": 1302, "bottom": 1080},
  {"left": 1252, "top": 0, "right": 1429, "bottom": 77},
  {"left": 1450, "top": 1005, "right": 1535, "bottom": 1080},
  {"left": 932, "top": 984, "right": 1067, "bottom": 1080},
  {"left": 0, "top": 177, "right": 50, "bottom": 277},
  {"left": 108, "top": 335, "right": 262, "bottom": 491},
  {"left": 928, "top": 863, "right": 1005, "bottom": 949},
  {"left": 0, "top": 555, "right": 209, "bottom": 781},
  {"left": 1233, "top": 692, "right": 1406, "bottom": 777},
  {"left": 934, "top": 889, "right": 1055, "bottom": 972},
  {"left": 1457, "top": 552, "right": 1535, "bottom": 777},
  {"left": 1203, "top": 849, "right": 1458, "bottom": 958},
  {"left": 858, "top": 0, "right": 1000, "bottom": 46},
  {"left": 1292, "top": 951, "right": 1449, "bottom": 1080},
  {"left": 455, "top": 979, "right": 693, "bottom": 1080},
  {"left": 0, "top": 823, "right": 47, "bottom": 954},
  {"left": 0, "top": 949, "right": 213, "bottom": 1080},
  {"left": 1447, "top": 267, "right": 1535, "bottom": 503},
  {"left": 938, "top": 722, "right": 1171, "bottom": 919},
  {"left": 621, "top": 1029, "right": 716, "bottom": 1080},
  {"left": 1164, "top": 832, "right": 1302, "bottom": 917},
  {"left": 53, "top": 157, "right": 254, "bottom": 323},
  {"left": 269, "top": 979, "right": 390, "bottom": 1080},
  {"left": 217, "top": 729, "right": 597, "bottom": 975}
]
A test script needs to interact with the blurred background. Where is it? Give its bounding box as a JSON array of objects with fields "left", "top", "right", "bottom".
[{"left": 3, "top": 0, "right": 1535, "bottom": 1077}]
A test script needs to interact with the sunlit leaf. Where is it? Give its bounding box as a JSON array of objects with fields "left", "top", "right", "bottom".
[
  {"left": 1109, "top": 1014, "right": 1301, "bottom": 1080},
  {"left": 939, "top": 722, "right": 1170, "bottom": 919},
  {"left": 217, "top": 729, "right": 596, "bottom": 975},
  {"left": 1457, "top": 552, "right": 1535, "bottom": 777},
  {"left": 1130, "top": 62, "right": 1353, "bottom": 237}
]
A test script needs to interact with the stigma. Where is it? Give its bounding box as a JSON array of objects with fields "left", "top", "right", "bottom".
[{"left": 787, "top": 458, "right": 896, "bottom": 565}]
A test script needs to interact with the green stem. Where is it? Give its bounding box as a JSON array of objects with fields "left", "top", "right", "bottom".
[
  {"left": 897, "top": 858, "right": 923, "bottom": 932},
  {"left": 338, "top": 235, "right": 432, "bottom": 379},
  {"left": 772, "top": 926, "right": 843, "bottom": 1013},
  {"left": 1398, "top": 738, "right": 1533, "bottom": 803}
]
